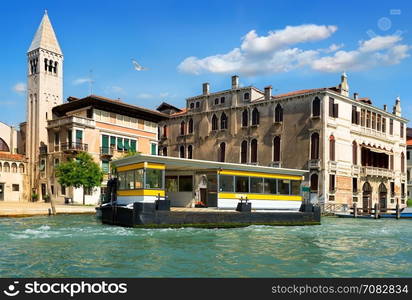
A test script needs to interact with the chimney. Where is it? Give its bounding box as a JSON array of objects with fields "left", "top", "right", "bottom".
[
  {"left": 383, "top": 104, "right": 387, "bottom": 111},
  {"left": 231, "top": 75, "right": 239, "bottom": 89},
  {"left": 340, "top": 72, "right": 349, "bottom": 97},
  {"left": 202, "top": 83, "right": 210, "bottom": 95},
  {"left": 393, "top": 96, "right": 401, "bottom": 116},
  {"left": 264, "top": 86, "right": 272, "bottom": 101},
  {"left": 353, "top": 92, "right": 359, "bottom": 100}
]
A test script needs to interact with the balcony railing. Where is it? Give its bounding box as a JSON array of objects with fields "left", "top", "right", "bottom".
[
  {"left": 100, "top": 146, "right": 114, "bottom": 157},
  {"left": 308, "top": 159, "right": 320, "bottom": 169},
  {"left": 328, "top": 161, "right": 337, "bottom": 171},
  {"left": 61, "top": 142, "right": 88, "bottom": 152},
  {"left": 48, "top": 116, "right": 95, "bottom": 128},
  {"left": 39, "top": 145, "right": 48, "bottom": 155},
  {"left": 361, "top": 166, "right": 395, "bottom": 178}
]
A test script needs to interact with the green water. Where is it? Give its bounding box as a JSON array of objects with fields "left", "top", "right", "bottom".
[{"left": 0, "top": 215, "right": 411, "bottom": 277}]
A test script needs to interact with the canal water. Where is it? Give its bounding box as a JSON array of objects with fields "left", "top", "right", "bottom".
[{"left": 0, "top": 215, "right": 411, "bottom": 277}]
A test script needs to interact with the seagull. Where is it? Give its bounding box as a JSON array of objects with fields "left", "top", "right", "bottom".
[{"left": 131, "top": 59, "right": 148, "bottom": 71}]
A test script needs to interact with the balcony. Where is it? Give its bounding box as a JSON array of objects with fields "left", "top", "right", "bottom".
[
  {"left": 100, "top": 146, "right": 114, "bottom": 158},
  {"left": 39, "top": 145, "right": 48, "bottom": 155},
  {"left": 61, "top": 142, "right": 88, "bottom": 153},
  {"left": 308, "top": 159, "right": 320, "bottom": 169},
  {"left": 361, "top": 166, "right": 395, "bottom": 178},
  {"left": 352, "top": 165, "right": 361, "bottom": 175},
  {"left": 48, "top": 116, "right": 95, "bottom": 129},
  {"left": 328, "top": 161, "right": 337, "bottom": 171}
]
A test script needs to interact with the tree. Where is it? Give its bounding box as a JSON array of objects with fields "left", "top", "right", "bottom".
[{"left": 55, "top": 152, "right": 104, "bottom": 205}]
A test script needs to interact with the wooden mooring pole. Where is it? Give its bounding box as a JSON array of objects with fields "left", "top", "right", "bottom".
[
  {"left": 374, "top": 203, "right": 379, "bottom": 219},
  {"left": 353, "top": 203, "right": 358, "bottom": 218}
]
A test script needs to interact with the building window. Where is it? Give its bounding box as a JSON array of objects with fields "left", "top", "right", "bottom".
[
  {"left": 244, "top": 93, "right": 250, "bottom": 101},
  {"left": 377, "top": 114, "right": 381, "bottom": 131},
  {"left": 84, "top": 187, "right": 93, "bottom": 196},
  {"left": 401, "top": 123, "right": 404, "bottom": 138},
  {"left": 19, "top": 164, "right": 25, "bottom": 173},
  {"left": 273, "top": 136, "right": 281, "bottom": 162},
  {"left": 179, "top": 145, "right": 185, "bottom": 158},
  {"left": 61, "top": 185, "right": 66, "bottom": 195},
  {"left": 212, "top": 114, "right": 218, "bottom": 131},
  {"left": 360, "top": 109, "right": 366, "bottom": 126},
  {"left": 401, "top": 152, "right": 405, "bottom": 173},
  {"left": 310, "top": 132, "right": 319, "bottom": 160},
  {"left": 352, "top": 178, "right": 358, "bottom": 193},
  {"left": 12, "top": 184, "right": 19, "bottom": 192},
  {"left": 242, "top": 109, "right": 248, "bottom": 127},
  {"left": 163, "top": 125, "right": 167, "bottom": 138},
  {"left": 329, "top": 174, "right": 335, "bottom": 192},
  {"left": 220, "top": 113, "right": 228, "bottom": 130},
  {"left": 390, "top": 182, "right": 395, "bottom": 196},
  {"left": 11, "top": 163, "right": 17, "bottom": 173},
  {"left": 329, "top": 97, "right": 338, "bottom": 118},
  {"left": 196, "top": 101, "right": 200, "bottom": 108},
  {"left": 382, "top": 117, "right": 386, "bottom": 133},
  {"left": 162, "top": 147, "right": 167, "bottom": 156},
  {"left": 190, "top": 103, "right": 194, "bottom": 109},
  {"left": 102, "top": 160, "right": 110, "bottom": 174},
  {"left": 219, "top": 142, "right": 226, "bottom": 162},
  {"left": 312, "top": 97, "right": 320, "bottom": 117},
  {"left": 352, "top": 141, "right": 357, "bottom": 165},
  {"left": 275, "top": 104, "right": 283, "bottom": 123},
  {"left": 329, "top": 135, "right": 335, "bottom": 161},
  {"left": 0, "top": 137, "right": 10, "bottom": 152},
  {"left": 251, "top": 139, "right": 258, "bottom": 163},
  {"left": 372, "top": 112, "right": 376, "bottom": 129},
  {"left": 151, "top": 143, "right": 157, "bottom": 155},
  {"left": 389, "top": 119, "right": 393, "bottom": 135},
  {"left": 188, "top": 118, "right": 194, "bottom": 134},
  {"left": 187, "top": 145, "right": 193, "bottom": 159},
  {"left": 220, "top": 97, "right": 225, "bottom": 104},
  {"left": 252, "top": 108, "right": 259, "bottom": 125},
  {"left": 351, "top": 106, "right": 359, "bottom": 124},
  {"left": 241, "top": 141, "right": 248, "bottom": 164},
  {"left": 214, "top": 98, "right": 219, "bottom": 105},
  {"left": 408, "top": 151, "right": 410, "bottom": 160},
  {"left": 3, "top": 162, "right": 10, "bottom": 172},
  {"left": 180, "top": 121, "right": 186, "bottom": 135},
  {"left": 310, "top": 173, "right": 318, "bottom": 191}
]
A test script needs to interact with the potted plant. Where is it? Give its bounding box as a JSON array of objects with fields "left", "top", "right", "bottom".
[
  {"left": 31, "top": 193, "right": 39, "bottom": 202},
  {"left": 43, "top": 194, "right": 50, "bottom": 203}
]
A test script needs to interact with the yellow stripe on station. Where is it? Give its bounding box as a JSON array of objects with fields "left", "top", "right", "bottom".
[
  {"left": 218, "top": 169, "right": 303, "bottom": 181},
  {"left": 118, "top": 189, "right": 165, "bottom": 196},
  {"left": 218, "top": 193, "right": 302, "bottom": 201},
  {"left": 117, "top": 162, "right": 165, "bottom": 172}
]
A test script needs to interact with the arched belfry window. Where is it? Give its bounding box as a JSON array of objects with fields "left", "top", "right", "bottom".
[
  {"left": 220, "top": 113, "right": 228, "bottom": 130},
  {"left": 275, "top": 104, "right": 283, "bottom": 122},
  {"left": 241, "top": 141, "right": 248, "bottom": 163},
  {"left": 212, "top": 114, "right": 218, "bottom": 131},
  {"left": 310, "top": 133, "right": 319, "bottom": 160},
  {"left": 242, "top": 109, "right": 248, "bottom": 127},
  {"left": 252, "top": 108, "right": 259, "bottom": 125},
  {"left": 273, "top": 136, "right": 281, "bottom": 162},
  {"left": 312, "top": 97, "right": 321, "bottom": 117}
]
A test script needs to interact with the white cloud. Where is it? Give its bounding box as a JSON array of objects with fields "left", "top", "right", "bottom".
[
  {"left": 178, "top": 24, "right": 410, "bottom": 75},
  {"left": 137, "top": 92, "right": 173, "bottom": 100},
  {"left": 136, "top": 93, "right": 154, "bottom": 99},
  {"left": 12, "top": 82, "right": 26, "bottom": 94},
  {"left": 73, "top": 78, "right": 92, "bottom": 85}
]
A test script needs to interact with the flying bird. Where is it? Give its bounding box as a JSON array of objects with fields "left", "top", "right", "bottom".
[{"left": 131, "top": 59, "right": 148, "bottom": 71}]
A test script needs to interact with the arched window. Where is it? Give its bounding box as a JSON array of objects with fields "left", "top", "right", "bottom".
[
  {"left": 401, "top": 152, "right": 405, "bottom": 173},
  {"left": 179, "top": 145, "right": 185, "bottom": 158},
  {"left": 352, "top": 141, "right": 357, "bottom": 165},
  {"left": 44, "top": 58, "right": 48, "bottom": 71},
  {"left": 188, "top": 118, "right": 194, "bottom": 134},
  {"left": 310, "top": 173, "right": 318, "bottom": 191},
  {"left": 275, "top": 104, "right": 283, "bottom": 122},
  {"left": 219, "top": 142, "right": 226, "bottom": 162},
  {"left": 0, "top": 137, "right": 10, "bottom": 152},
  {"left": 220, "top": 97, "right": 225, "bottom": 104},
  {"left": 220, "top": 113, "right": 228, "bottom": 130},
  {"left": 11, "top": 163, "right": 17, "bottom": 173},
  {"left": 48, "top": 60, "right": 54, "bottom": 72},
  {"left": 180, "top": 121, "right": 186, "bottom": 135},
  {"left": 53, "top": 61, "right": 58, "bottom": 74},
  {"left": 244, "top": 93, "right": 250, "bottom": 100},
  {"left": 163, "top": 125, "right": 167, "bottom": 138},
  {"left": 214, "top": 98, "right": 219, "bottom": 105},
  {"left": 162, "top": 147, "right": 168, "bottom": 156},
  {"left": 252, "top": 108, "right": 259, "bottom": 125},
  {"left": 19, "top": 163, "right": 25, "bottom": 173},
  {"left": 4, "top": 162, "right": 10, "bottom": 172},
  {"left": 188, "top": 145, "right": 193, "bottom": 159},
  {"left": 212, "top": 114, "right": 218, "bottom": 131},
  {"left": 273, "top": 136, "right": 281, "bottom": 162},
  {"left": 241, "top": 141, "right": 248, "bottom": 163},
  {"left": 242, "top": 109, "right": 248, "bottom": 127},
  {"left": 329, "top": 135, "right": 335, "bottom": 161},
  {"left": 251, "top": 139, "right": 258, "bottom": 163},
  {"left": 310, "top": 133, "right": 319, "bottom": 160},
  {"left": 312, "top": 97, "right": 320, "bottom": 117}
]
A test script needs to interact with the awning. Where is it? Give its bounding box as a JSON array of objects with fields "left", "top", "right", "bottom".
[{"left": 361, "top": 144, "right": 393, "bottom": 155}]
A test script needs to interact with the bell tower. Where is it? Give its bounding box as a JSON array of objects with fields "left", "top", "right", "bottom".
[{"left": 26, "top": 10, "right": 63, "bottom": 196}]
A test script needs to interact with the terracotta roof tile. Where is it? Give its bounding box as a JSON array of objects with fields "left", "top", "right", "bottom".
[
  {"left": 0, "top": 152, "right": 26, "bottom": 162},
  {"left": 170, "top": 108, "right": 187, "bottom": 116}
]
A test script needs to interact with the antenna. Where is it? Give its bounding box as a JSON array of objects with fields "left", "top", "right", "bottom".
[{"left": 89, "top": 69, "right": 94, "bottom": 95}]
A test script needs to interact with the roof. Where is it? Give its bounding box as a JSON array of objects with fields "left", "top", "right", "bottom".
[
  {"left": 0, "top": 152, "right": 26, "bottom": 162},
  {"left": 28, "top": 11, "right": 62, "bottom": 54},
  {"left": 156, "top": 102, "right": 182, "bottom": 113},
  {"left": 53, "top": 95, "right": 169, "bottom": 123},
  {"left": 407, "top": 138, "right": 412, "bottom": 146},
  {"left": 170, "top": 108, "right": 187, "bottom": 117},
  {"left": 112, "top": 153, "right": 307, "bottom": 177}
]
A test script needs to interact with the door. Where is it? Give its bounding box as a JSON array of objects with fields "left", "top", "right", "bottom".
[
  {"left": 200, "top": 188, "right": 207, "bottom": 207},
  {"left": 41, "top": 184, "right": 47, "bottom": 199},
  {"left": 362, "top": 195, "right": 370, "bottom": 213},
  {"left": 0, "top": 183, "right": 4, "bottom": 201}
]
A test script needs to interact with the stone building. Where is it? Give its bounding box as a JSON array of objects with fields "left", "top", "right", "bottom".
[
  {"left": 158, "top": 74, "right": 408, "bottom": 210},
  {"left": 406, "top": 129, "right": 412, "bottom": 199}
]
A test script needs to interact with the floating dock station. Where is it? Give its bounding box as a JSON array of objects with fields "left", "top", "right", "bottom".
[{"left": 100, "top": 154, "right": 320, "bottom": 228}]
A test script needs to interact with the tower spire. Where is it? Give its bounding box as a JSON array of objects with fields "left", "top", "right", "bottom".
[{"left": 28, "top": 11, "right": 62, "bottom": 54}]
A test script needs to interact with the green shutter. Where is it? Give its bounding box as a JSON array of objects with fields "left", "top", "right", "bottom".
[
  {"left": 151, "top": 143, "right": 157, "bottom": 155},
  {"left": 130, "top": 140, "right": 136, "bottom": 152},
  {"left": 76, "top": 130, "right": 83, "bottom": 140},
  {"left": 102, "top": 135, "right": 109, "bottom": 154},
  {"left": 124, "top": 139, "right": 130, "bottom": 151},
  {"left": 102, "top": 160, "right": 109, "bottom": 173},
  {"left": 117, "top": 137, "right": 123, "bottom": 150},
  {"left": 110, "top": 136, "right": 116, "bottom": 147}
]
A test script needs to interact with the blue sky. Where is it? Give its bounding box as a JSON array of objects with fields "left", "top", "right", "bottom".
[{"left": 1, "top": 0, "right": 411, "bottom": 127}]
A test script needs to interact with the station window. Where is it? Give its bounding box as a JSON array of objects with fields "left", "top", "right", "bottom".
[
  {"left": 278, "top": 179, "right": 290, "bottom": 195},
  {"left": 219, "top": 175, "right": 234, "bottom": 192},
  {"left": 291, "top": 180, "right": 301, "bottom": 195},
  {"left": 250, "top": 177, "right": 264, "bottom": 193},
  {"left": 235, "top": 176, "right": 249, "bottom": 193},
  {"left": 134, "top": 169, "right": 144, "bottom": 189},
  {"left": 178, "top": 176, "right": 193, "bottom": 192},
  {"left": 264, "top": 178, "right": 277, "bottom": 194},
  {"left": 145, "top": 169, "right": 163, "bottom": 189}
]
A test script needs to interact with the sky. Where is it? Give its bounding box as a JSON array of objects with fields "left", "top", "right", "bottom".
[{"left": 1, "top": 0, "right": 412, "bottom": 127}]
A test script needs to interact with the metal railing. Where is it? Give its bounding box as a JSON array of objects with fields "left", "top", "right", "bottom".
[
  {"left": 100, "top": 146, "right": 114, "bottom": 156},
  {"left": 48, "top": 116, "right": 95, "bottom": 128},
  {"left": 61, "top": 142, "right": 88, "bottom": 152},
  {"left": 361, "top": 166, "right": 395, "bottom": 178}
]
